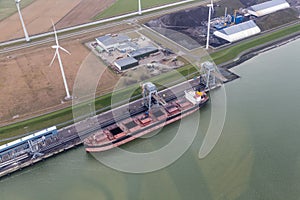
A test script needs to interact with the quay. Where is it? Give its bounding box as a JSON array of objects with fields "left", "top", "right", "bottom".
[{"left": 0, "top": 75, "right": 222, "bottom": 178}]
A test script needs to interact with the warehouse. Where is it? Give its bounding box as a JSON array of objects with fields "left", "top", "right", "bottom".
[
  {"left": 117, "top": 42, "right": 138, "bottom": 53},
  {"left": 114, "top": 57, "right": 139, "bottom": 71},
  {"left": 96, "top": 34, "right": 131, "bottom": 52},
  {"left": 213, "top": 20, "right": 261, "bottom": 43},
  {"left": 128, "top": 46, "right": 158, "bottom": 60},
  {"left": 247, "top": 0, "right": 290, "bottom": 17}
]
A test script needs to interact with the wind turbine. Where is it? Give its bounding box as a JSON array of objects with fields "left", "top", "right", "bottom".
[
  {"left": 206, "top": 0, "right": 214, "bottom": 49},
  {"left": 50, "top": 21, "right": 72, "bottom": 100},
  {"left": 15, "top": 0, "right": 30, "bottom": 42},
  {"left": 138, "top": 0, "right": 142, "bottom": 15}
]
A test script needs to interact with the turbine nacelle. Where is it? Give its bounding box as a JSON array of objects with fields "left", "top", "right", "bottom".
[
  {"left": 207, "top": 0, "right": 214, "bottom": 10},
  {"left": 51, "top": 45, "right": 71, "bottom": 55}
]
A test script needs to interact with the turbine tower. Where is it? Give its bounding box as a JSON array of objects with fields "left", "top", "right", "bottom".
[
  {"left": 138, "top": 0, "right": 142, "bottom": 15},
  {"left": 50, "top": 21, "right": 72, "bottom": 100},
  {"left": 15, "top": 0, "right": 30, "bottom": 42},
  {"left": 206, "top": 0, "right": 214, "bottom": 49}
]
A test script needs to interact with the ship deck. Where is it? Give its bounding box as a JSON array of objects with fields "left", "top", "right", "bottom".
[{"left": 84, "top": 90, "right": 209, "bottom": 150}]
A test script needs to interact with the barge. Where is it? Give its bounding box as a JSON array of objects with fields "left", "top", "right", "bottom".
[{"left": 84, "top": 82, "right": 209, "bottom": 152}]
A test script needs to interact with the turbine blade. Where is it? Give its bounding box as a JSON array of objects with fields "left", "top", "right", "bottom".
[
  {"left": 49, "top": 50, "right": 58, "bottom": 66},
  {"left": 211, "top": 0, "right": 214, "bottom": 12},
  {"left": 51, "top": 19, "right": 59, "bottom": 45},
  {"left": 59, "top": 46, "right": 71, "bottom": 55}
]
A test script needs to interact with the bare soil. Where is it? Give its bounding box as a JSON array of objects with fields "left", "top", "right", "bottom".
[
  {"left": 0, "top": 0, "right": 115, "bottom": 42},
  {"left": 0, "top": 34, "right": 120, "bottom": 126},
  {"left": 0, "top": 0, "right": 81, "bottom": 42},
  {"left": 56, "top": 0, "right": 116, "bottom": 29}
]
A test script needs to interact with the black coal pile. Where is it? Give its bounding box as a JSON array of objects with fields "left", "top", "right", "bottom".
[{"left": 146, "top": 6, "right": 227, "bottom": 50}]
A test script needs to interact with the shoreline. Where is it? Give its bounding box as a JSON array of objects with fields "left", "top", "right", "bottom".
[
  {"left": 1, "top": 23, "right": 300, "bottom": 179},
  {"left": 217, "top": 32, "right": 300, "bottom": 82},
  {"left": 0, "top": 78, "right": 211, "bottom": 179}
]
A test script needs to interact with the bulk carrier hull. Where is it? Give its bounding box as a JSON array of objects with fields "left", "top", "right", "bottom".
[{"left": 84, "top": 88, "right": 209, "bottom": 152}]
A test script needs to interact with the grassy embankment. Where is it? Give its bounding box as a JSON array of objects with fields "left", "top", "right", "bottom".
[{"left": 94, "top": 0, "right": 182, "bottom": 20}]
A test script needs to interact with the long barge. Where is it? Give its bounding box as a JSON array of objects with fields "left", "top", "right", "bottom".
[{"left": 84, "top": 82, "right": 209, "bottom": 152}]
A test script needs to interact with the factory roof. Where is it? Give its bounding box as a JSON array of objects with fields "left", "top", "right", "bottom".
[
  {"left": 117, "top": 42, "right": 138, "bottom": 51},
  {"left": 214, "top": 20, "right": 261, "bottom": 42},
  {"left": 218, "top": 20, "right": 258, "bottom": 35},
  {"left": 248, "top": 0, "right": 289, "bottom": 12},
  {"left": 114, "top": 57, "right": 138, "bottom": 67},
  {"left": 96, "top": 34, "right": 130, "bottom": 47},
  {"left": 128, "top": 46, "right": 158, "bottom": 58}
]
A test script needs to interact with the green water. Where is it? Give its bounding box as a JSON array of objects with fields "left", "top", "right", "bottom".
[{"left": 1, "top": 40, "right": 300, "bottom": 200}]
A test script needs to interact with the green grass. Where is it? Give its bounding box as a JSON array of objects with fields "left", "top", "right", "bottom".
[
  {"left": 94, "top": 0, "right": 182, "bottom": 20},
  {"left": 0, "top": 0, "right": 34, "bottom": 21},
  {"left": 210, "top": 23, "right": 300, "bottom": 65},
  {"left": 0, "top": 64, "right": 199, "bottom": 141}
]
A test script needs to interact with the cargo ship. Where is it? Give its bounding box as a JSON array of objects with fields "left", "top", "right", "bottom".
[{"left": 84, "top": 82, "right": 209, "bottom": 152}]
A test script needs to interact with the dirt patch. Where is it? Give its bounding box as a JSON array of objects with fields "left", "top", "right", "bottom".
[
  {"left": 0, "top": 0, "right": 81, "bottom": 42},
  {"left": 56, "top": 0, "right": 116, "bottom": 29},
  {"left": 0, "top": 36, "right": 119, "bottom": 125}
]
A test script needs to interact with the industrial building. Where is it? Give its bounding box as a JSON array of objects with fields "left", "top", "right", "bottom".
[
  {"left": 213, "top": 20, "right": 261, "bottom": 43},
  {"left": 96, "top": 34, "right": 131, "bottom": 52},
  {"left": 114, "top": 57, "right": 139, "bottom": 71},
  {"left": 128, "top": 46, "right": 159, "bottom": 60},
  {"left": 117, "top": 42, "right": 138, "bottom": 53},
  {"left": 247, "top": 0, "right": 290, "bottom": 17}
]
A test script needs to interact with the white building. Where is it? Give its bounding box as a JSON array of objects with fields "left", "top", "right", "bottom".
[
  {"left": 96, "top": 34, "right": 131, "bottom": 52},
  {"left": 214, "top": 20, "right": 261, "bottom": 43},
  {"left": 247, "top": 0, "right": 290, "bottom": 17}
]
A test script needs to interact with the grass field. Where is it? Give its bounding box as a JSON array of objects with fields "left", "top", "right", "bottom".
[
  {"left": 0, "top": 0, "right": 34, "bottom": 21},
  {"left": 94, "top": 0, "right": 182, "bottom": 20},
  {"left": 210, "top": 23, "right": 300, "bottom": 65},
  {"left": 0, "top": 63, "right": 198, "bottom": 144}
]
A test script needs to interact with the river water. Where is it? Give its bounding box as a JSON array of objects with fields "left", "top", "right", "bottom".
[{"left": 1, "top": 40, "right": 300, "bottom": 200}]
